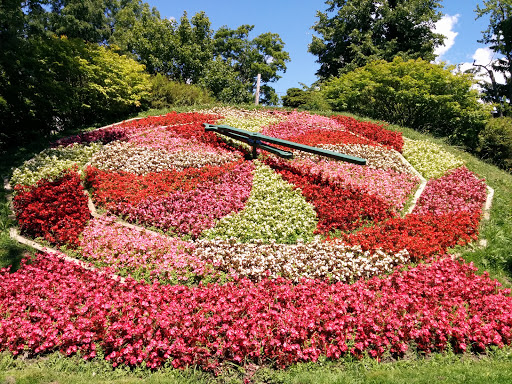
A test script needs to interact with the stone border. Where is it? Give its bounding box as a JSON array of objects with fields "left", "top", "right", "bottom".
[
  {"left": 9, "top": 227, "right": 125, "bottom": 283},
  {"left": 394, "top": 150, "right": 428, "bottom": 214}
]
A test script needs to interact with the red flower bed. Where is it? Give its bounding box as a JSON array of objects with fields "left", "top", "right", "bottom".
[
  {"left": 13, "top": 171, "right": 90, "bottom": 246},
  {"left": 338, "top": 212, "right": 481, "bottom": 259},
  {"left": 413, "top": 166, "right": 488, "bottom": 215},
  {"left": 0, "top": 254, "right": 510, "bottom": 371},
  {"left": 116, "top": 112, "right": 220, "bottom": 135},
  {"left": 86, "top": 159, "right": 246, "bottom": 211},
  {"left": 331, "top": 115, "right": 404, "bottom": 152},
  {"left": 51, "top": 112, "right": 221, "bottom": 147},
  {"left": 287, "top": 128, "right": 383, "bottom": 148},
  {"left": 267, "top": 158, "right": 395, "bottom": 234}
]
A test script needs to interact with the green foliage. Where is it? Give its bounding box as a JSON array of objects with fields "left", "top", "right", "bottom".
[
  {"left": 149, "top": 74, "right": 214, "bottom": 108},
  {"left": 323, "top": 57, "right": 491, "bottom": 148},
  {"left": 49, "top": 0, "right": 112, "bottom": 43},
  {"left": 309, "top": 0, "right": 445, "bottom": 78},
  {"left": 198, "top": 58, "right": 253, "bottom": 104},
  {"left": 0, "top": 34, "right": 150, "bottom": 149},
  {"left": 282, "top": 86, "right": 330, "bottom": 110},
  {"left": 478, "top": 117, "right": 512, "bottom": 171}
]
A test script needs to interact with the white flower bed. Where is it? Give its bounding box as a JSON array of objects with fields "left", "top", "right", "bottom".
[
  {"left": 203, "top": 161, "right": 318, "bottom": 244},
  {"left": 193, "top": 238, "right": 410, "bottom": 282},
  {"left": 90, "top": 141, "right": 240, "bottom": 175},
  {"left": 10, "top": 143, "right": 102, "bottom": 187}
]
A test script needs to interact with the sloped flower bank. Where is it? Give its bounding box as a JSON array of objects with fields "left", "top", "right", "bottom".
[
  {"left": 5, "top": 108, "right": 508, "bottom": 371},
  {"left": 0, "top": 254, "right": 510, "bottom": 371}
]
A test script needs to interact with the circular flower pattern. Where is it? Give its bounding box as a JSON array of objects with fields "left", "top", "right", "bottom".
[{"left": 4, "top": 108, "right": 506, "bottom": 372}]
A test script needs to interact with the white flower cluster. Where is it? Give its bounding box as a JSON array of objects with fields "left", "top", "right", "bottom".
[
  {"left": 193, "top": 238, "right": 410, "bottom": 282},
  {"left": 10, "top": 143, "right": 103, "bottom": 187},
  {"left": 201, "top": 106, "right": 285, "bottom": 132},
  {"left": 203, "top": 161, "right": 318, "bottom": 244},
  {"left": 402, "top": 138, "right": 465, "bottom": 179},
  {"left": 295, "top": 143, "right": 416, "bottom": 175},
  {"left": 90, "top": 141, "right": 240, "bottom": 175}
]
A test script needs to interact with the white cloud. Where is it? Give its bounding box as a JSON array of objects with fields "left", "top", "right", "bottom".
[
  {"left": 433, "top": 14, "right": 459, "bottom": 60},
  {"left": 458, "top": 47, "right": 507, "bottom": 85}
]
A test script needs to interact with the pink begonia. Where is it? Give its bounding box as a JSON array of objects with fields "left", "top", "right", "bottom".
[
  {"left": 285, "top": 157, "right": 419, "bottom": 210},
  {"left": 414, "top": 166, "right": 487, "bottom": 215},
  {"left": 80, "top": 216, "right": 216, "bottom": 283},
  {"left": 0, "top": 254, "right": 510, "bottom": 370},
  {"left": 261, "top": 111, "right": 345, "bottom": 138},
  {"left": 119, "top": 161, "right": 254, "bottom": 237},
  {"left": 128, "top": 126, "right": 235, "bottom": 155}
]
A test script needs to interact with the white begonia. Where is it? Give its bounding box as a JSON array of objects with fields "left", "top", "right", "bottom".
[
  {"left": 10, "top": 142, "right": 103, "bottom": 187},
  {"left": 203, "top": 161, "right": 318, "bottom": 244},
  {"left": 192, "top": 238, "right": 410, "bottom": 282},
  {"left": 90, "top": 141, "right": 240, "bottom": 175},
  {"left": 402, "top": 138, "right": 464, "bottom": 179}
]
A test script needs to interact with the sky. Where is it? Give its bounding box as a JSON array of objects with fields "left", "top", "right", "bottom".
[{"left": 146, "top": 0, "right": 499, "bottom": 98}]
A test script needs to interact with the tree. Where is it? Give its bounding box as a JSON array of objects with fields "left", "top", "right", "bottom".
[
  {"left": 49, "top": 0, "right": 112, "bottom": 43},
  {"left": 172, "top": 11, "right": 213, "bottom": 83},
  {"left": 213, "top": 24, "right": 290, "bottom": 104},
  {"left": 476, "top": 0, "right": 512, "bottom": 114},
  {"left": 198, "top": 58, "right": 253, "bottom": 104},
  {"left": 309, "top": 0, "right": 445, "bottom": 78},
  {"left": 282, "top": 85, "right": 330, "bottom": 110},
  {"left": 323, "top": 57, "right": 491, "bottom": 148}
]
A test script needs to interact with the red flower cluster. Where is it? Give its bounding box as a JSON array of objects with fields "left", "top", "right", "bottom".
[
  {"left": 116, "top": 112, "right": 220, "bottom": 135},
  {"left": 51, "top": 112, "right": 222, "bottom": 147},
  {"left": 339, "top": 212, "right": 480, "bottom": 259},
  {"left": 266, "top": 158, "right": 394, "bottom": 234},
  {"left": 288, "top": 128, "right": 383, "bottom": 148},
  {"left": 13, "top": 171, "right": 90, "bottom": 246},
  {"left": 331, "top": 115, "right": 404, "bottom": 152},
  {"left": 0, "top": 254, "right": 510, "bottom": 371},
  {"left": 86, "top": 159, "right": 246, "bottom": 212}
]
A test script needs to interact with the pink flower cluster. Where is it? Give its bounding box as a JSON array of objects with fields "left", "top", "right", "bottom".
[
  {"left": 261, "top": 111, "right": 345, "bottom": 139},
  {"left": 414, "top": 167, "right": 487, "bottom": 215},
  {"left": 0, "top": 254, "right": 510, "bottom": 371},
  {"left": 127, "top": 125, "right": 236, "bottom": 156},
  {"left": 79, "top": 216, "right": 215, "bottom": 284},
  {"left": 119, "top": 161, "right": 254, "bottom": 238},
  {"left": 267, "top": 157, "right": 419, "bottom": 210}
]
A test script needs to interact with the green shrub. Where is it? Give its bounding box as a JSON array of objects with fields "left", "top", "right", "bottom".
[
  {"left": 150, "top": 74, "right": 214, "bottom": 108},
  {"left": 478, "top": 117, "right": 512, "bottom": 171},
  {"left": 323, "top": 57, "right": 491, "bottom": 148},
  {"left": 0, "top": 36, "right": 151, "bottom": 148},
  {"left": 282, "top": 87, "right": 330, "bottom": 111}
]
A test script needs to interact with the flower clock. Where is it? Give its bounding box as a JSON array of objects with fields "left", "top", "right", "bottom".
[{"left": 3, "top": 107, "right": 511, "bottom": 372}]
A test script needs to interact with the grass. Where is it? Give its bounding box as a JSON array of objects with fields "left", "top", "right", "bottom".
[
  {"left": 0, "top": 105, "right": 511, "bottom": 382},
  {"left": 0, "top": 348, "right": 511, "bottom": 383}
]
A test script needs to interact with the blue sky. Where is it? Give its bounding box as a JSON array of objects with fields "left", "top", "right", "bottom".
[{"left": 146, "top": 0, "right": 497, "bottom": 97}]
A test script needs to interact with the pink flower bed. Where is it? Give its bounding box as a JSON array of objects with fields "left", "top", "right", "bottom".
[
  {"left": 118, "top": 161, "right": 254, "bottom": 238},
  {"left": 79, "top": 216, "right": 215, "bottom": 284},
  {"left": 128, "top": 126, "right": 237, "bottom": 156},
  {"left": 414, "top": 167, "right": 488, "bottom": 215},
  {"left": 261, "top": 111, "right": 345, "bottom": 139},
  {"left": 266, "top": 157, "right": 419, "bottom": 210},
  {"left": 0, "top": 254, "right": 510, "bottom": 371}
]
